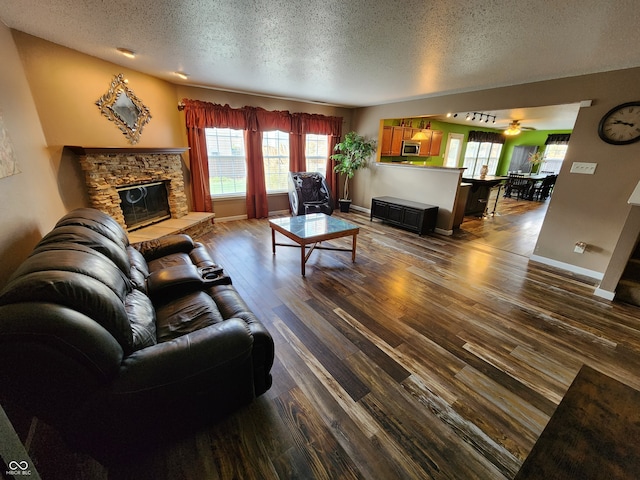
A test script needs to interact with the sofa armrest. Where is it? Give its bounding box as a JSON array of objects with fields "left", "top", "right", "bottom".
[
  {"left": 111, "top": 319, "right": 253, "bottom": 395},
  {"left": 71, "top": 319, "right": 257, "bottom": 458},
  {"left": 132, "top": 234, "right": 195, "bottom": 262},
  {"left": 146, "top": 265, "right": 230, "bottom": 301}
]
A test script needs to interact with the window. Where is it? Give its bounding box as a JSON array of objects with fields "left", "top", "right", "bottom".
[
  {"left": 305, "top": 134, "right": 329, "bottom": 174},
  {"left": 463, "top": 141, "right": 503, "bottom": 176},
  {"left": 262, "top": 130, "right": 290, "bottom": 193},
  {"left": 205, "top": 128, "right": 247, "bottom": 196},
  {"left": 540, "top": 144, "right": 568, "bottom": 175}
]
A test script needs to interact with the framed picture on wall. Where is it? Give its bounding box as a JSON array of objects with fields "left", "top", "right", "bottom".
[{"left": 0, "top": 109, "right": 20, "bottom": 179}]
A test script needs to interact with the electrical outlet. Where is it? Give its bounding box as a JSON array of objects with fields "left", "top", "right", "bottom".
[
  {"left": 570, "top": 162, "right": 597, "bottom": 174},
  {"left": 574, "top": 242, "right": 587, "bottom": 254}
]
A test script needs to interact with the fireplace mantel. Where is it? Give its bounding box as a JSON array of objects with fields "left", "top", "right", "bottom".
[{"left": 67, "top": 146, "right": 189, "bottom": 155}]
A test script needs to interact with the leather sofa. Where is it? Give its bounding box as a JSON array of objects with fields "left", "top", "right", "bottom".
[{"left": 0, "top": 208, "right": 274, "bottom": 463}]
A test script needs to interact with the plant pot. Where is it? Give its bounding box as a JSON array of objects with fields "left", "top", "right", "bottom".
[{"left": 338, "top": 199, "right": 352, "bottom": 213}]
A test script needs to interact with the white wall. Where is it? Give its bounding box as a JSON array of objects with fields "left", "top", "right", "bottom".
[{"left": 364, "top": 164, "right": 463, "bottom": 233}]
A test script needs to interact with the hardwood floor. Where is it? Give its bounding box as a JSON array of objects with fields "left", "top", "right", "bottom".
[{"left": 14, "top": 200, "right": 640, "bottom": 479}]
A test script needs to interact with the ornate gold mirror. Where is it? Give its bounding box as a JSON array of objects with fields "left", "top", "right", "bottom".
[{"left": 96, "top": 74, "right": 151, "bottom": 144}]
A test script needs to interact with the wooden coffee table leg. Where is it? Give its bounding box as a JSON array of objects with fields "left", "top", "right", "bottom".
[
  {"left": 301, "top": 244, "right": 306, "bottom": 276},
  {"left": 352, "top": 233, "right": 357, "bottom": 262},
  {"left": 271, "top": 228, "right": 276, "bottom": 254}
]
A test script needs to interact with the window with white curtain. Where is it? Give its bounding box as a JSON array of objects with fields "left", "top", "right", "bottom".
[
  {"left": 262, "top": 130, "right": 290, "bottom": 193},
  {"left": 205, "top": 127, "right": 247, "bottom": 197},
  {"left": 540, "top": 134, "right": 571, "bottom": 174},
  {"left": 463, "top": 141, "right": 503, "bottom": 176},
  {"left": 305, "top": 133, "right": 329, "bottom": 174}
]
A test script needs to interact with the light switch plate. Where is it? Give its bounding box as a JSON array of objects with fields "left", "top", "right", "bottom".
[{"left": 570, "top": 162, "right": 597, "bottom": 174}]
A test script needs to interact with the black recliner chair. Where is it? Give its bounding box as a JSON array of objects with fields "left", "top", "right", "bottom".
[{"left": 288, "top": 172, "right": 334, "bottom": 216}]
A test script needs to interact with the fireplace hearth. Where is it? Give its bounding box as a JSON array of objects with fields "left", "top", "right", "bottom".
[{"left": 117, "top": 181, "right": 171, "bottom": 231}]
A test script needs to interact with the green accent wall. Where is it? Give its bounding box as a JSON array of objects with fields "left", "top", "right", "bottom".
[{"left": 380, "top": 117, "right": 571, "bottom": 172}]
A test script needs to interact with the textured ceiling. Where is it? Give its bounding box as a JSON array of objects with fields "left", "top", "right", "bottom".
[{"left": 1, "top": 0, "right": 640, "bottom": 112}]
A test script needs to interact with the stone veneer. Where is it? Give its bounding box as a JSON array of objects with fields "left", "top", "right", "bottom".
[{"left": 70, "top": 147, "right": 190, "bottom": 230}]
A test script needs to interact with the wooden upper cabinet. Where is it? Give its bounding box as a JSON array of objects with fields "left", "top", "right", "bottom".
[
  {"left": 417, "top": 130, "right": 433, "bottom": 157},
  {"left": 429, "top": 130, "right": 443, "bottom": 156},
  {"left": 381, "top": 126, "right": 393, "bottom": 155},
  {"left": 403, "top": 128, "right": 420, "bottom": 140},
  {"left": 380, "top": 125, "right": 442, "bottom": 157},
  {"left": 381, "top": 126, "right": 404, "bottom": 156}
]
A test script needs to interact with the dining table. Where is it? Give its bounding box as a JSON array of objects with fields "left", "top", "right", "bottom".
[{"left": 504, "top": 173, "right": 549, "bottom": 200}]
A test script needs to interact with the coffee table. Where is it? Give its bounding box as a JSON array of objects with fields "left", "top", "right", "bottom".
[{"left": 269, "top": 213, "right": 359, "bottom": 276}]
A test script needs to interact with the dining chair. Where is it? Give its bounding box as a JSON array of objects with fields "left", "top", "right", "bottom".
[
  {"left": 504, "top": 173, "right": 532, "bottom": 200},
  {"left": 532, "top": 174, "right": 557, "bottom": 201}
]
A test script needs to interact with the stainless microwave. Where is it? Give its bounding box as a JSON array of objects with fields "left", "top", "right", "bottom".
[{"left": 401, "top": 141, "right": 421, "bottom": 156}]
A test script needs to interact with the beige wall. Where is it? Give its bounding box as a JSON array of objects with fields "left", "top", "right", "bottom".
[
  {"left": 0, "top": 30, "right": 353, "bottom": 286},
  {"left": 12, "top": 31, "right": 186, "bottom": 212},
  {"left": 4, "top": 26, "right": 640, "bottom": 292},
  {"left": 0, "top": 23, "right": 67, "bottom": 287},
  {"left": 351, "top": 69, "right": 640, "bottom": 285}
]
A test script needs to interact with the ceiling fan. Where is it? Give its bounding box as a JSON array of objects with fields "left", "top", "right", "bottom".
[{"left": 501, "top": 120, "right": 536, "bottom": 136}]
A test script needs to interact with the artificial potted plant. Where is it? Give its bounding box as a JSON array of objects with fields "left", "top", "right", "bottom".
[
  {"left": 331, "top": 131, "right": 376, "bottom": 212},
  {"left": 528, "top": 151, "right": 544, "bottom": 173}
]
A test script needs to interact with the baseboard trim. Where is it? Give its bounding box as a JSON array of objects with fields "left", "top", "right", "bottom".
[
  {"left": 594, "top": 287, "right": 616, "bottom": 300},
  {"left": 530, "top": 254, "right": 604, "bottom": 280},
  {"left": 269, "top": 209, "right": 290, "bottom": 217},
  {"left": 215, "top": 214, "right": 248, "bottom": 222},
  {"left": 350, "top": 205, "right": 370, "bottom": 214}
]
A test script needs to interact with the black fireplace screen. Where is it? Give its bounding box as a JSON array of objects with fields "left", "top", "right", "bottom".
[{"left": 117, "top": 181, "right": 170, "bottom": 230}]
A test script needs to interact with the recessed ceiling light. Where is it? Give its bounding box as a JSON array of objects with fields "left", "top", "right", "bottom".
[
  {"left": 116, "top": 47, "right": 135, "bottom": 59},
  {"left": 174, "top": 71, "right": 189, "bottom": 80}
]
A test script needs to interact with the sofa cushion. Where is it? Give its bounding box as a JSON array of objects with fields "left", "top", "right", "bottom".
[
  {"left": 155, "top": 291, "right": 225, "bottom": 343},
  {"left": 146, "top": 252, "right": 193, "bottom": 272},
  {"left": 37, "top": 225, "right": 131, "bottom": 276},
  {"left": 126, "top": 246, "right": 149, "bottom": 292},
  {"left": 0, "top": 271, "right": 134, "bottom": 353},
  {"left": 134, "top": 235, "right": 194, "bottom": 262},
  {"left": 56, "top": 208, "right": 130, "bottom": 250},
  {"left": 125, "top": 290, "right": 157, "bottom": 350},
  {"left": 0, "top": 248, "right": 134, "bottom": 353}
]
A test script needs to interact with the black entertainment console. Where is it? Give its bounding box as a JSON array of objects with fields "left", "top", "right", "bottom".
[{"left": 370, "top": 196, "right": 438, "bottom": 235}]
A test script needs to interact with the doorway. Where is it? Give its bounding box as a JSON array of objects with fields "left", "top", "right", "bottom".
[{"left": 443, "top": 133, "right": 464, "bottom": 167}]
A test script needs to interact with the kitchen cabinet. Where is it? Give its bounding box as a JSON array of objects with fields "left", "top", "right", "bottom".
[
  {"left": 371, "top": 196, "right": 438, "bottom": 235},
  {"left": 380, "top": 126, "right": 404, "bottom": 156},
  {"left": 380, "top": 126, "right": 443, "bottom": 158},
  {"left": 429, "top": 130, "right": 443, "bottom": 156},
  {"left": 415, "top": 129, "right": 443, "bottom": 157}
]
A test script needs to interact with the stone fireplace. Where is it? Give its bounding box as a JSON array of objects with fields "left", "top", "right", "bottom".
[{"left": 69, "top": 147, "right": 190, "bottom": 230}]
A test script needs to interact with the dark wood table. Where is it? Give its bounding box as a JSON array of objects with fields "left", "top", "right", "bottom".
[
  {"left": 461, "top": 175, "right": 506, "bottom": 216},
  {"left": 504, "top": 173, "right": 549, "bottom": 200},
  {"left": 515, "top": 365, "right": 640, "bottom": 479}
]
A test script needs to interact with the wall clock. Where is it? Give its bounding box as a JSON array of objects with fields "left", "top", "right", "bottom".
[{"left": 598, "top": 101, "right": 640, "bottom": 145}]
